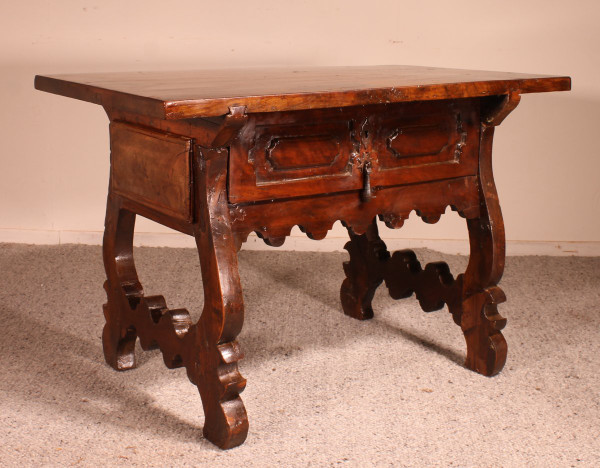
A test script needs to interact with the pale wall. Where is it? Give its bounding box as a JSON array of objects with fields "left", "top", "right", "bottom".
[{"left": 1, "top": 1, "right": 598, "bottom": 254}]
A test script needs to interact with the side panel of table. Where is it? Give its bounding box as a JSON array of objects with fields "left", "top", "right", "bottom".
[{"left": 110, "top": 122, "right": 193, "bottom": 223}]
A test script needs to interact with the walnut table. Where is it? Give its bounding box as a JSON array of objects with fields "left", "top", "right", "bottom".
[{"left": 35, "top": 66, "right": 570, "bottom": 449}]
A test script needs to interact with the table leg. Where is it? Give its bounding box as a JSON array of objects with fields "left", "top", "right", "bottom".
[
  {"left": 339, "top": 125, "right": 508, "bottom": 377},
  {"left": 459, "top": 124, "right": 508, "bottom": 376},
  {"left": 340, "top": 220, "right": 389, "bottom": 320},
  {"left": 102, "top": 194, "right": 140, "bottom": 371},
  {"left": 101, "top": 145, "right": 249, "bottom": 449},
  {"left": 193, "top": 146, "right": 248, "bottom": 449}
]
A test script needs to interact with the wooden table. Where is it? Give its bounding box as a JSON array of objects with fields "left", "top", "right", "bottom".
[{"left": 35, "top": 66, "right": 570, "bottom": 449}]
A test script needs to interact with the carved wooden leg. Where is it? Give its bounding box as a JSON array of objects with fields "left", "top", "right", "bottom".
[
  {"left": 193, "top": 146, "right": 248, "bottom": 449},
  {"left": 101, "top": 109, "right": 248, "bottom": 450},
  {"left": 372, "top": 97, "right": 517, "bottom": 377},
  {"left": 340, "top": 220, "right": 390, "bottom": 320},
  {"left": 102, "top": 194, "right": 141, "bottom": 371},
  {"left": 459, "top": 121, "right": 509, "bottom": 377},
  {"left": 460, "top": 284, "right": 507, "bottom": 376},
  {"left": 101, "top": 177, "right": 248, "bottom": 448}
]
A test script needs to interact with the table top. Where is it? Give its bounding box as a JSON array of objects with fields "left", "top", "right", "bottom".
[{"left": 35, "top": 65, "right": 570, "bottom": 120}]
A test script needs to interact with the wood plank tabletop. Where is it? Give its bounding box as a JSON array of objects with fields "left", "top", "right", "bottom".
[{"left": 35, "top": 65, "right": 570, "bottom": 119}]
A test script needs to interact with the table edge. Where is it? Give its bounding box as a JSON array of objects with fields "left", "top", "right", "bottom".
[
  {"left": 34, "top": 73, "right": 571, "bottom": 120},
  {"left": 34, "top": 75, "right": 168, "bottom": 119}
]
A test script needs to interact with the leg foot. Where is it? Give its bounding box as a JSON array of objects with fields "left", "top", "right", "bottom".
[
  {"left": 461, "top": 287, "right": 507, "bottom": 376},
  {"left": 102, "top": 300, "right": 137, "bottom": 371},
  {"left": 197, "top": 341, "right": 248, "bottom": 449},
  {"left": 202, "top": 396, "right": 248, "bottom": 449}
]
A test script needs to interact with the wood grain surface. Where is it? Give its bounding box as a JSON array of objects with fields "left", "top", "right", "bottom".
[
  {"left": 35, "top": 65, "right": 570, "bottom": 450},
  {"left": 35, "top": 65, "right": 570, "bottom": 119},
  {"left": 110, "top": 122, "right": 192, "bottom": 223}
]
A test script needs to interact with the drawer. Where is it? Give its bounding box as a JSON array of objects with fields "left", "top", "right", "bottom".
[
  {"left": 369, "top": 100, "right": 479, "bottom": 188},
  {"left": 228, "top": 110, "right": 362, "bottom": 203},
  {"left": 110, "top": 122, "right": 192, "bottom": 222},
  {"left": 228, "top": 100, "right": 479, "bottom": 204}
]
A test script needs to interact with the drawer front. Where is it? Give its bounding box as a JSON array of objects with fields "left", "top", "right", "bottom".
[
  {"left": 228, "top": 110, "right": 362, "bottom": 203},
  {"left": 228, "top": 100, "right": 479, "bottom": 203},
  {"left": 369, "top": 100, "right": 479, "bottom": 187},
  {"left": 110, "top": 122, "right": 192, "bottom": 222}
]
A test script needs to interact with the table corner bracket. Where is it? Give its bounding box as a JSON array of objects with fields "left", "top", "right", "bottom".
[
  {"left": 208, "top": 105, "right": 249, "bottom": 148},
  {"left": 482, "top": 92, "right": 521, "bottom": 128}
]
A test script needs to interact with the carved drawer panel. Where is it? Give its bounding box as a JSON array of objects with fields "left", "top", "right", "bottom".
[
  {"left": 252, "top": 121, "right": 353, "bottom": 182},
  {"left": 110, "top": 122, "right": 192, "bottom": 222},
  {"left": 377, "top": 113, "right": 464, "bottom": 167},
  {"left": 368, "top": 100, "right": 480, "bottom": 188},
  {"left": 228, "top": 111, "right": 362, "bottom": 203},
  {"left": 228, "top": 100, "right": 479, "bottom": 204}
]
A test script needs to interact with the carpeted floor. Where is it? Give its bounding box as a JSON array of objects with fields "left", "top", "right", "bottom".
[{"left": 0, "top": 243, "right": 598, "bottom": 467}]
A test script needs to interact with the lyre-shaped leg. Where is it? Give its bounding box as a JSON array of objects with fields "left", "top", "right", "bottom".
[
  {"left": 453, "top": 93, "right": 521, "bottom": 375},
  {"left": 337, "top": 97, "right": 516, "bottom": 377},
  {"left": 340, "top": 220, "right": 389, "bottom": 320},
  {"left": 193, "top": 146, "right": 248, "bottom": 448},
  {"left": 101, "top": 147, "right": 248, "bottom": 449},
  {"left": 459, "top": 122, "right": 509, "bottom": 376},
  {"left": 102, "top": 195, "right": 140, "bottom": 371}
]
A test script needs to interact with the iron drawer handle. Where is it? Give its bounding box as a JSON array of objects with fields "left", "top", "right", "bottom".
[{"left": 361, "top": 161, "right": 373, "bottom": 202}]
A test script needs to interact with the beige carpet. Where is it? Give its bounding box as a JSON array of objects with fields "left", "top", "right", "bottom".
[{"left": 0, "top": 243, "right": 598, "bottom": 467}]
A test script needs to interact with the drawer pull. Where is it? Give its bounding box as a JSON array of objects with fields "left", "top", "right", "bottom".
[{"left": 361, "top": 161, "right": 373, "bottom": 202}]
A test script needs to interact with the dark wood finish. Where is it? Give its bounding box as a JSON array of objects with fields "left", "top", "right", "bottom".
[
  {"left": 341, "top": 221, "right": 390, "bottom": 320},
  {"left": 228, "top": 100, "right": 480, "bottom": 203},
  {"left": 230, "top": 176, "right": 481, "bottom": 247},
  {"left": 34, "top": 65, "right": 570, "bottom": 119},
  {"left": 110, "top": 122, "right": 193, "bottom": 223},
  {"left": 230, "top": 109, "right": 359, "bottom": 202},
  {"left": 102, "top": 111, "right": 249, "bottom": 449},
  {"left": 192, "top": 143, "right": 248, "bottom": 448},
  {"left": 35, "top": 66, "right": 570, "bottom": 449},
  {"left": 339, "top": 93, "right": 520, "bottom": 377},
  {"left": 459, "top": 93, "right": 520, "bottom": 375}
]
